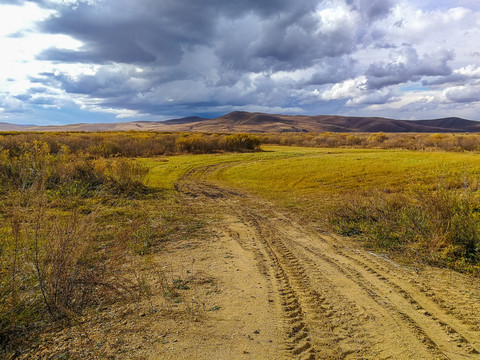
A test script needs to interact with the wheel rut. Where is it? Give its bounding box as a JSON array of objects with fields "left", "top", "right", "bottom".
[
  {"left": 274, "top": 215, "right": 480, "bottom": 359},
  {"left": 175, "top": 168, "right": 480, "bottom": 360}
]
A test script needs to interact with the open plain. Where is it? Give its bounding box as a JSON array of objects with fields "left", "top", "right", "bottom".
[{"left": 1, "top": 138, "right": 479, "bottom": 359}]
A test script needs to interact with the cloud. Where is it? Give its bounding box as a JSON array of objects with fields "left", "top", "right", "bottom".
[
  {"left": 37, "top": 1, "right": 218, "bottom": 65},
  {"left": 1, "top": 0, "right": 480, "bottom": 123},
  {"left": 244, "top": 5, "right": 362, "bottom": 71},
  {"left": 0, "top": 93, "right": 27, "bottom": 113},
  {"left": 366, "top": 46, "right": 454, "bottom": 89},
  {"left": 30, "top": 0, "right": 386, "bottom": 117},
  {"left": 36, "top": 0, "right": 322, "bottom": 67},
  {"left": 320, "top": 76, "right": 367, "bottom": 100},
  {"left": 442, "top": 82, "right": 480, "bottom": 103},
  {"left": 422, "top": 65, "right": 480, "bottom": 86},
  {"left": 347, "top": 0, "right": 395, "bottom": 23},
  {"left": 347, "top": 88, "right": 398, "bottom": 105},
  {"left": 48, "top": 65, "right": 150, "bottom": 96},
  {"left": 306, "top": 57, "right": 357, "bottom": 85},
  {"left": 36, "top": 0, "right": 394, "bottom": 73}
]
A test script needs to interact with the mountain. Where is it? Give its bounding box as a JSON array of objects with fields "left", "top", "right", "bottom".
[
  {"left": 1, "top": 112, "right": 479, "bottom": 133},
  {"left": 0, "top": 122, "right": 32, "bottom": 131}
]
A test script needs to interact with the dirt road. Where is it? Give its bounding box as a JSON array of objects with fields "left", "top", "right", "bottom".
[{"left": 170, "top": 167, "right": 480, "bottom": 360}]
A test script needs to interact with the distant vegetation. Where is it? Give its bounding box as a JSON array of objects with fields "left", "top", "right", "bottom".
[
  {"left": 0, "top": 132, "right": 261, "bottom": 157},
  {"left": 260, "top": 132, "right": 480, "bottom": 152},
  {"left": 3, "top": 131, "right": 480, "bottom": 157}
]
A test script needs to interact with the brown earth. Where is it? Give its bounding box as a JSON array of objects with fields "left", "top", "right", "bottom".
[
  {"left": 2, "top": 111, "right": 479, "bottom": 133},
  {"left": 17, "top": 165, "right": 480, "bottom": 359}
]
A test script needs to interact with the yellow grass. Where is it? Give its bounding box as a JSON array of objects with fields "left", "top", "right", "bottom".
[{"left": 142, "top": 145, "right": 480, "bottom": 273}]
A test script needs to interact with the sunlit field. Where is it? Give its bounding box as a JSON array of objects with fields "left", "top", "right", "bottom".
[
  {"left": 1, "top": 132, "right": 480, "bottom": 356},
  {"left": 143, "top": 145, "right": 480, "bottom": 273}
]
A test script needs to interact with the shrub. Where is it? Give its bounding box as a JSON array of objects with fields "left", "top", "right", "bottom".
[
  {"left": 329, "top": 188, "right": 479, "bottom": 271},
  {"left": 103, "top": 158, "right": 149, "bottom": 195},
  {"left": 330, "top": 189, "right": 480, "bottom": 268},
  {"left": 222, "top": 134, "right": 261, "bottom": 151},
  {"left": 176, "top": 133, "right": 219, "bottom": 153},
  {"left": 0, "top": 132, "right": 263, "bottom": 159}
]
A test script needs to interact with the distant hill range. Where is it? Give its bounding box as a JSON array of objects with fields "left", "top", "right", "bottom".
[{"left": 2, "top": 111, "right": 480, "bottom": 133}]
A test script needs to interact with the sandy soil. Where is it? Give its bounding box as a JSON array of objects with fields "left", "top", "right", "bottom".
[
  {"left": 170, "top": 171, "right": 480, "bottom": 359},
  {"left": 18, "top": 168, "right": 480, "bottom": 359}
]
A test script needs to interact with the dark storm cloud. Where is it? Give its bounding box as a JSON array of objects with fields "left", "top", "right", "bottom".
[
  {"left": 32, "top": 0, "right": 390, "bottom": 116},
  {"left": 37, "top": 0, "right": 319, "bottom": 66},
  {"left": 347, "top": 0, "right": 395, "bottom": 23},
  {"left": 248, "top": 12, "right": 357, "bottom": 71},
  {"left": 307, "top": 57, "right": 357, "bottom": 85},
  {"left": 366, "top": 46, "right": 454, "bottom": 89},
  {"left": 38, "top": 46, "right": 156, "bottom": 64},
  {"left": 38, "top": 1, "right": 205, "bottom": 65},
  {"left": 35, "top": 0, "right": 376, "bottom": 74}
]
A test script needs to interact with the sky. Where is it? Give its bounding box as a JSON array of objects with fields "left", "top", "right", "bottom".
[{"left": 0, "top": 0, "right": 479, "bottom": 125}]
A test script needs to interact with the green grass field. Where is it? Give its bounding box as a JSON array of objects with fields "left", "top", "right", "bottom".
[
  {"left": 143, "top": 145, "right": 480, "bottom": 272},
  {"left": 209, "top": 146, "right": 480, "bottom": 198},
  {"left": 143, "top": 145, "right": 480, "bottom": 203}
]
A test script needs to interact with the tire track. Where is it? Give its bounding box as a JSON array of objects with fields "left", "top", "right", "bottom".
[
  {"left": 265, "top": 210, "right": 480, "bottom": 358},
  {"left": 271, "top": 215, "right": 480, "bottom": 359},
  {"left": 250, "top": 210, "right": 448, "bottom": 359},
  {"left": 243, "top": 213, "right": 348, "bottom": 359},
  {"left": 175, "top": 166, "right": 480, "bottom": 360},
  {"left": 338, "top": 250, "right": 480, "bottom": 355},
  {"left": 350, "top": 250, "right": 480, "bottom": 333},
  {"left": 224, "top": 216, "right": 316, "bottom": 359}
]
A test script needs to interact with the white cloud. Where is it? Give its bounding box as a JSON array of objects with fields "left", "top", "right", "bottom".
[
  {"left": 0, "top": 93, "right": 26, "bottom": 113},
  {"left": 347, "top": 88, "right": 398, "bottom": 105},
  {"left": 89, "top": 106, "right": 147, "bottom": 119},
  {"left": 0, "top": 2, "right": 52, "bottom": 36},
  {"left": 0, "top": 2, "right": 83, "bottom": 107},
  {"left": 442, "top": 82, "right": 480, "bottom": 103},
  {"left": 320, "top": 76, "right": 367, "bottom": 100},
  {"left": 455, "top": 64, "right": 480, "bottom": 77}
]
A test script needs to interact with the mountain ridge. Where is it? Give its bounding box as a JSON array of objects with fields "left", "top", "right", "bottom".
[{"left": 1, "top": 112, "right": 479, "bottom": 133}]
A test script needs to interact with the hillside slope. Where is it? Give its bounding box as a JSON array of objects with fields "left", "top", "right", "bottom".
[{"left": 1, "top": 112, "right": 479, "bottom": 132}]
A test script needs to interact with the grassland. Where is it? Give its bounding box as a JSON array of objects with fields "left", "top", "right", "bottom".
[
  {"left": 206, "top": 146, "right": 480, "bottom": 204},
  {"left": 1, "top": 133, "right": 480, "bottom": 357},
  {"left": 143, "top": 145, "right": 480, "bottom": 273}
]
